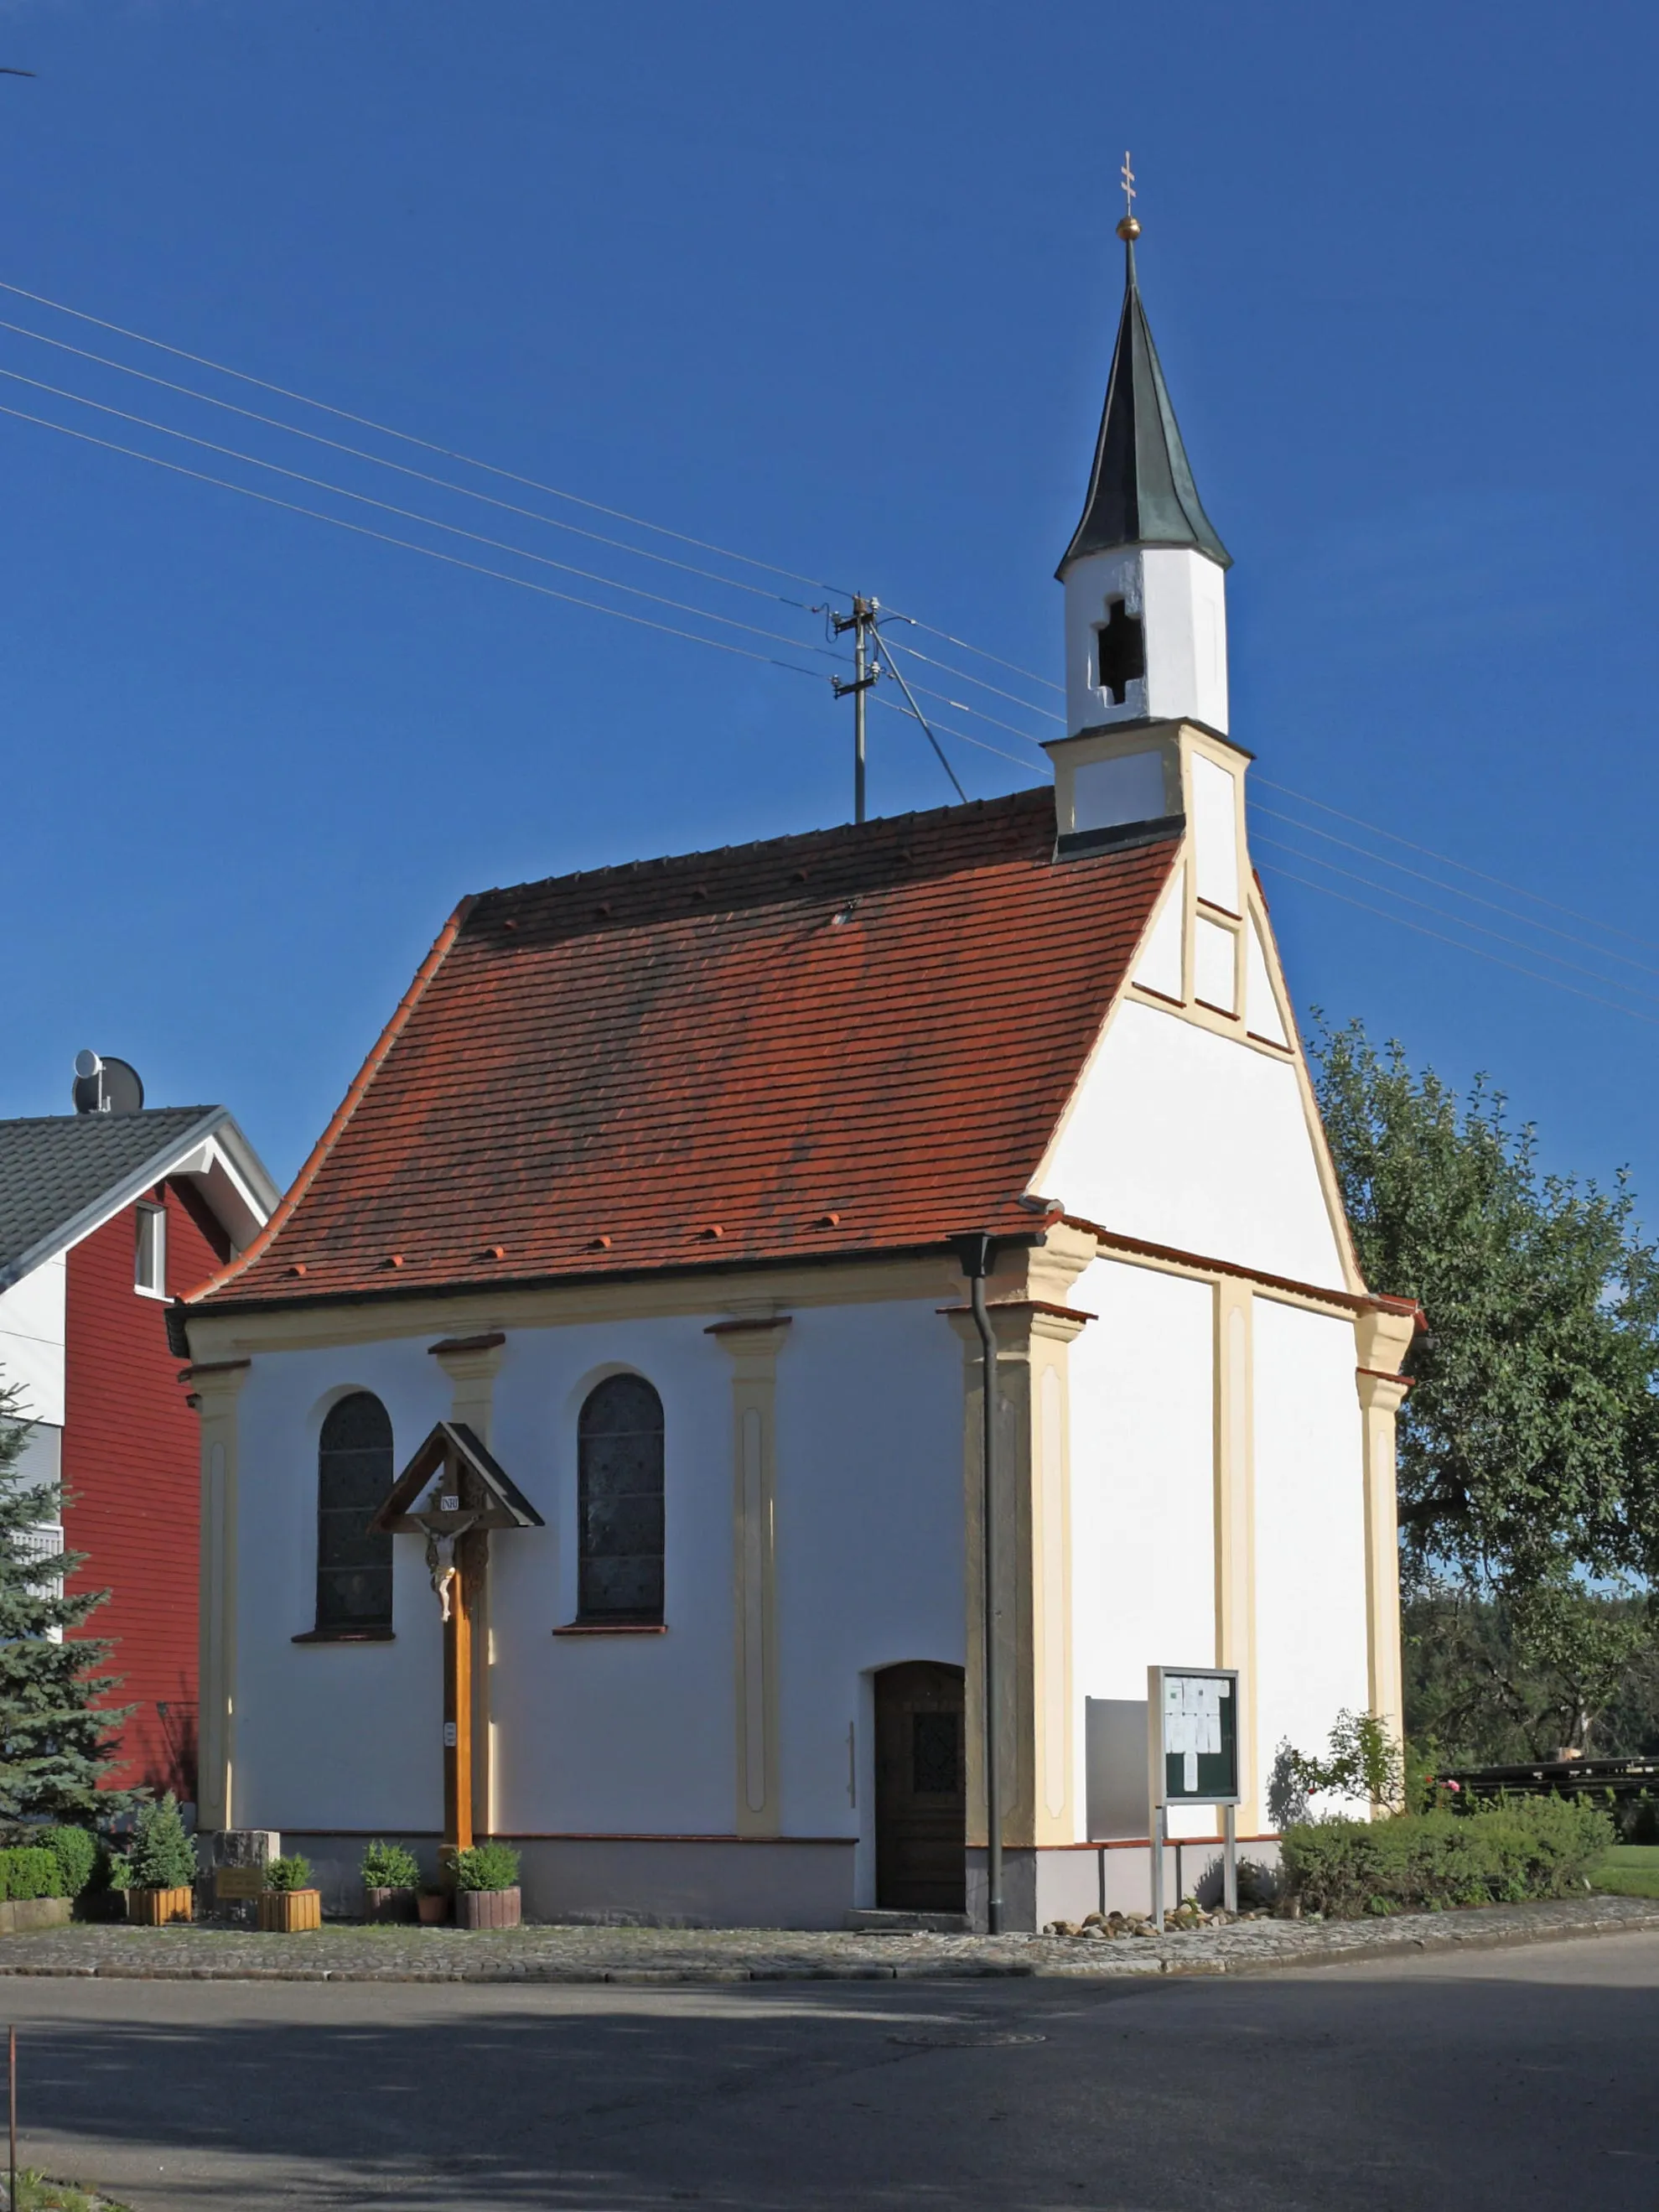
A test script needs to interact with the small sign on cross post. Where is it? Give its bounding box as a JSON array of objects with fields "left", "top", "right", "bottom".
[{"left": 1146, "top": 1665, "right": 1242, "bottom": 1933}]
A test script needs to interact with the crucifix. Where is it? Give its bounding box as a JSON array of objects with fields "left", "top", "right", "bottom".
[{"left": 371, "top": 1421, "right": 544, "bottom": 1867}]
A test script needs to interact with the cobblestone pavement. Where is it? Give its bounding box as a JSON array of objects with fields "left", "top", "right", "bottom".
[{"left": 0, "top": 1893, "right": 1649, "bottom": 1982}]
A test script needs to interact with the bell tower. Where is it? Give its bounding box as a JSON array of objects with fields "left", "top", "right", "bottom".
[{"left": 1055, "top": 184, "right": 1231, "bottom": 742}]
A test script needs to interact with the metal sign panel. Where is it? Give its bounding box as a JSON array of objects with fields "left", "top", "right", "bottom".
[{"left": 1147, "top": 1665, "right": 1240, "bottom": 1808}]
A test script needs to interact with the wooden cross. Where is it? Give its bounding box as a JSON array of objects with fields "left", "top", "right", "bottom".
[{"left": 371, "top": 1421, "right": 544, "bottom": 1875}]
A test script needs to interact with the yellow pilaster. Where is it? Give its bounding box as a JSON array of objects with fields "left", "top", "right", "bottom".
[
  {"left": 1353, "top": 1305, "right": 1418, "bottom": 1782},
  {"left": 713, "top": 1316, "right": 791, "bottom": 1836},
  {"left": 1212, "top": 1280, "right": 1258, "bottom": 1830},
  {"left": 189, "top": 1358, "right": 249, "bottom": 1833}
]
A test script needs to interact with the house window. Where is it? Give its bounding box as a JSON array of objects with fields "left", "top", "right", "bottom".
[
  {"left": 315, "top": 1392, "right": 395, "bottom": 1632},
  {"left": 15, "top": 1523, "right": 65, "bottom": 1643},
  {"left": 134, "top": 1203, "right": 167, "bottom": 1297},
  {"left": 578, "top": 1375, "right": 665, "bottom": 1623}
]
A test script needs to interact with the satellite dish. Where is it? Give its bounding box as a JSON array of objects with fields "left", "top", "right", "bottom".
[{"left": 70, "top": 1052, "right": 144, "bottom": 1116}]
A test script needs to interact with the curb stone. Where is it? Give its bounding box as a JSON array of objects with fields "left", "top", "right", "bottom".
[{"left": 0, "top": 1897, "right": 1647, "bottom": 1985}]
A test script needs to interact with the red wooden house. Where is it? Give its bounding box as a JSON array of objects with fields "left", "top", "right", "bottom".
[{"left": 0, "top": 1059, "right": 276, "bottom": 1805}]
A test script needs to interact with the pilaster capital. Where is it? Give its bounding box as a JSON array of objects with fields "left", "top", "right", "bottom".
[
  {"left": 428, "top": 1330, "right": 506, "bottom": 1389},
  {"left": 1356, "top": 1367, "right": 1412, "bottom": 1415},
  {"left": 181, "top": 1358, "right": 250, "bottom": 1415},
  {"left": 707, "top": 1315, "right": 792, "bottom": 1375},
  {"left": 943, "top": 1300, "right": 1092, "bottom": 1363},
  {"left": 1353, "top": 1301, "right": 1418, "bottom": 1377}
]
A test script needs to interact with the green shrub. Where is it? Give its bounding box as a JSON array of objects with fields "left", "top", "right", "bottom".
[
  {"left": 360, "top": 1841, "right": 420, "bottom": 1890},
  {"left": 104, "top": 1851, "right": 132, "bottom": 1893},
  {"left": 0, "top": 1848, "right": 63, "bottom": 1902},
  {"left": 39, "top": 1829, "right": 97, "bottom": 1898},
  {"left": 264, "top": 1855, "right": 312, "bottom": 1893},
  {"left": 453, "top": 1842, "right": 519, "bottom": 1893},
  {"left": 1279, "top": 1795, "right": 1613, "bottom": 1919},
  {"left": 126, "top": 1794, "right": 198, "bottom": 1893}
]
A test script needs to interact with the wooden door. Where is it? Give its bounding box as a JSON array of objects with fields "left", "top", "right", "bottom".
[{"left": 874, "top": 1661, "right": 966, "bottom": 1912}]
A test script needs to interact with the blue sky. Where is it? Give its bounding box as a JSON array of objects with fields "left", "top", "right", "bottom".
[{"left": 3, "top": 0, "right": 1657, "bottom": 1211}]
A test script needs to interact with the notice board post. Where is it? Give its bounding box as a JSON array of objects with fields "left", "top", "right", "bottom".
[{"left": 1147, "top": 1666, "right": 1241, "bottom": 1932}]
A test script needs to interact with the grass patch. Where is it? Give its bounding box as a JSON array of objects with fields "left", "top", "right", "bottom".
[
  {"left": 1590, "top": 1844, "right": 1659, "bottom": 1899},
  {"left": 6, "top": 2173, "right": 130, "bottom": 2210}
]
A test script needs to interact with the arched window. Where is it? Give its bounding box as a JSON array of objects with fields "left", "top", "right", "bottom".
[
  {"left": 315, "top": 1392, "right": 395, "bottom": 1633},
  {"left": 578, "top": 1375, "right": 665, "bottom": 1624}
]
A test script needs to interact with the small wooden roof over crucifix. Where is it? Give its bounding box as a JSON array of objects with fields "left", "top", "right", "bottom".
[{"left": 370, "top": 1420, "right": 544, "bottom": 1534}]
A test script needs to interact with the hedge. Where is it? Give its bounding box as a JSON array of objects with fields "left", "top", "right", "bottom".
[
  {"left": 0, "top": 1847, "right": 66, "bottom": 1903},
  {"left": 39, "top": 1828, "right": 97, "bottom": 1898},
  {"left": 1278, "top": 1796, "right": 1613, "bottom": 1919}
]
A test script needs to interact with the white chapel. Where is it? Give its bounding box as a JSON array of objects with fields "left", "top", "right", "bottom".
[{"left": 175, "top": 211, "right": 1418, "bottom": 1931}]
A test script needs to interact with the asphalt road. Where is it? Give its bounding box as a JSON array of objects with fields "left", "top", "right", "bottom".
[{"left": 4, "top": 1929, "right": 1657, "bottom": 2209}]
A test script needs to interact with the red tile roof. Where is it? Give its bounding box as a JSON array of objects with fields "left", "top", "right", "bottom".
[{"left": 189, "top": 790, "right": 1179, "bottom": 1311}]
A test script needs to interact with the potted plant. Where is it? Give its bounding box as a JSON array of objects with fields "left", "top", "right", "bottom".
[
  {"left": 453, "top": 1841, "right": 521, "bottom": 1930},
  {"left": 360, "top": 1840, "right": 420, "bottom": 1923},
  {"left": 257, "top": 1854, "right": 322, "bottom": 1933},
  {"left": 117, "top": 1793, "right": 198, "bottom": 1925}
]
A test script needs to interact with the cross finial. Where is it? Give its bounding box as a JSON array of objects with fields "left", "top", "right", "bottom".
[{"left": 1117, "top": 149, "right": 1142, "bottom": 243}]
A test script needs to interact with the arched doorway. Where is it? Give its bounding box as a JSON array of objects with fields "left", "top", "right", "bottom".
[{"left": 874, "top": 1661, "right": 966, "bottom": 1912}]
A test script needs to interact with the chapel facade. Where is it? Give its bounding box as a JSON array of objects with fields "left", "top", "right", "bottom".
[{"left": 176, "top": 217, "right": 1418, "bottom": 1931}]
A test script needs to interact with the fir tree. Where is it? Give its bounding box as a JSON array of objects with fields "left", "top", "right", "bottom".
[{"left": 0, "top": 1375, "right": 133, "bottom": 1820}]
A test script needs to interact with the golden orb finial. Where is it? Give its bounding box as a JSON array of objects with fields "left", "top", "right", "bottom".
[{"left": 1117, "top": 214, "right": 1141, "bottom": 241}]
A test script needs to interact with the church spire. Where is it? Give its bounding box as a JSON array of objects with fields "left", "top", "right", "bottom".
[
  {"left": 1054, "top": 169, "right": 1232, "bottom": 741},
  {"left": 1057, "top": 212, "right": 1231, "bottom": 577}
]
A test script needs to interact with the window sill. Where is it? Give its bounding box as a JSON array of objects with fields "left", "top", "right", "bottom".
[
  {"left": 134, "top": 1285, "right": 170, "bottom": 1302},
  {"left": 291, "top": 1627, "right": 396, "bottom": 1644},
  {"left": 552, "top": 1621, "right": 667, "bottom": 1637}
]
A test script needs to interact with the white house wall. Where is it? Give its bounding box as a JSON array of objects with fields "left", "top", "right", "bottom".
[
  {"left": 0, "top": 1255, "right": 65, "bottom": 1429},
  {"left": 231, "top": 1296, "right": 965, "bottom": 1846},
  {"left": 1066, "top": 1257, "right": 1216, "bottom": 1840},
  {"left": 1039, "top": 1000, "right": 1347, "bottom": 1291},
  {"left": 1251, "top": 1296, "right": 1369, "bottom": 1808}
]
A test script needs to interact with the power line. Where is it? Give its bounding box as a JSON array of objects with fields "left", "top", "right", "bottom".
[
  {"left": 867, "top": 636, "right": 967, "bottom": 802},
  {"left": 879, "top": 635, "right": 1065, "bottom": 724},
  {"left": 884, "top": 611, "right": 1065, "bottom": 694},
  {"left": 0, "top": 275, "right": 853, "bottom": 598},
  {"left": 0, "top": 400, "right": 834, "bottom": 680},
  {"left": 1252, "top": 834, "right": 1659, "bottom": 1009},
  {"left": 1257, "top": 860, "right": 1659, "bottom": 1027},
  {"left": 0, "top": 364, "right": 848, "bottom": 665},
  {"left": 868, "top": 689, "right": 1031, "bottom": 773},
  {"left": 0, "top": 313, "right": 815, "bottom": 610},
  {"left": 1250, "top": 802, "right": 1659, "bottom": 983},
  {"left": 1253, "top": 775, "right": 1659, "bottom": 956}
]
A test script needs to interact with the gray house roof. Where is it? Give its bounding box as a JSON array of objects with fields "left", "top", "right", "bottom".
[
  {"left": 0, "top": 1106, "right": 274, "bottom": 1290},
  {"left": 1057, "top": 232, "right": 1231, "bottom": 577}
]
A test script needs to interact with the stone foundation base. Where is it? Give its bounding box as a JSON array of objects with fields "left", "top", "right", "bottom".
[{"left": 966, "top": 1838, "right": 1283, "bottom": 1933}]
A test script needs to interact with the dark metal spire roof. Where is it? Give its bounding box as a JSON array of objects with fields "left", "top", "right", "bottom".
[{"left": 1057, "top": 231, "right": 1231, "bottom": 577}]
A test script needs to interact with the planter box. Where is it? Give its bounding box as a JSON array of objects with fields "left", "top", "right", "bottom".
[
  {"left": 127, "top": 1886, "right": 193, "bottom": 1926},
  {"left": 257, "top": 1888, "right": 322, "bottom": 1934},
  {"left": 417, "top": 1890, "right": 452, "bottom": 1925},
  {"left": 457, "top": 1886, "right": 521, "bottom": 1931},
  {"left": 0, "top": 1898, "right": 70, "bottom": 1936},
  {"left": 363, "top": 1885, "right": 418, "bottom": 1924}
]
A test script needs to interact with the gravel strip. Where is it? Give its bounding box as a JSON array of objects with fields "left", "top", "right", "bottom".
[{"left": 0, "top": 1895, "right": 1649, "bottom": 1984}]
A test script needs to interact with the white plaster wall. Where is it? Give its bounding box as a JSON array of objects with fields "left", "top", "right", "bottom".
[
  {"left": 1063, "top": 547, "right": 1228, "bottom": 735},
  {"left": 1252, "top": 1297, "right": 1369, "bottom": 1810},
  {"left": 773, "top": 1301, "right": 965, "bottom": 1889},
  {"left": 231, "top": 1296, "right": 966, "bottom": 1851},
  {"left": 486, "top": 1316, "right": 741, "bottom": 1836},
  {"left": 0, "top": 1256, "right": 65, "bottom": 1427},
  {"left": 1039, "top": 1000, "right": 1347, "bottom": 1290},
  {"left": 1067, "top": 1258, "right": 1215, "bottom": 1840},
  {"left": 231, "top": 1342, "right": 450, "bottom": 1832},
  {"left": 1190, "top": 756, "right": 1240, "bottom": 912}
]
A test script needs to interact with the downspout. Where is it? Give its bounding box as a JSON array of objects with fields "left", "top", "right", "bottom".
[{"left": 953, "top": 1233, "right": 1003, "bottom": 1935}]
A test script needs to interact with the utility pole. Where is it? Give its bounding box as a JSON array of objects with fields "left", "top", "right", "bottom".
[{"left": 832, "top": 595, "right": 879, "bottom": 823}]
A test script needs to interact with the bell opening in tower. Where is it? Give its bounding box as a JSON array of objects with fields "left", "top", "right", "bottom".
[{"left": 1095, "top": 598, "right": 1147, "bottom": 705}]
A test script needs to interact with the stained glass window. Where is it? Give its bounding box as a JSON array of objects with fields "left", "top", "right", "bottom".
[
  {"left": 315, "top": 1392, "right": 394, "bottom": 1630},
  {"left": 578, "top": 1375, "right": 665, "bottom": 1623}
]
